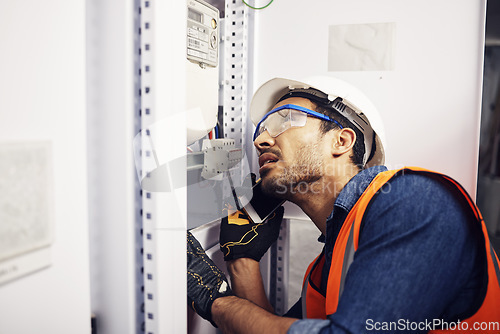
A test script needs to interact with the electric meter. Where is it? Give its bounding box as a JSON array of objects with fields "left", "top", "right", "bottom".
[
  {"left": 185, "top": 0, "right": 220, "bottom": 145},
  {"left": 187, "top": 0, "right": 219, "bottom": 68}
]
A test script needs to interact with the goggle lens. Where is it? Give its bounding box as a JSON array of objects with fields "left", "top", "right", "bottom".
[
  {"left": 255, "top": 109, "right": 307, "bottom": 139},
  {"left": 253, "top": 104, "right": 341, "bottom": 141}
]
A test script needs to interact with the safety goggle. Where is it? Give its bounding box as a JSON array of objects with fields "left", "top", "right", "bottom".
[{"left": 253, "top": 104, "right": 343, "bottom": 141}]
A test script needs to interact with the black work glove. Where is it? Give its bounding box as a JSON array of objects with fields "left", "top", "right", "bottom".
[
  {"left": 219, "top": 205, "right": 285, "bottom": 262},
  {"left": 187, "top": 231, "right": 233, "bottom": 326}
]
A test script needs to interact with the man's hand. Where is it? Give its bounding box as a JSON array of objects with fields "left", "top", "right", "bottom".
[
  {"left": 220, "top": 206, "right": 284, "bottom": 262},
  {"left": 187, "top": 231, "right": 233, "bottom": 326}
]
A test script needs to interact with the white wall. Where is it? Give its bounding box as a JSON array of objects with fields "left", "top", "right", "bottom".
[
  {"left": 0, "top": 1, "right": 91, "bottom": 333},
  {"left": 252, "top": 0, "right": 486, "bottom": 197}
]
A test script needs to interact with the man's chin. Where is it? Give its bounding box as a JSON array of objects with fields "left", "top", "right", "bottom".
[
  {"left": 260, "top": 174, "right": 287, "bottom": 200},
  {"left": 259, "top": 174, "right": 271, "bottom": 191}
]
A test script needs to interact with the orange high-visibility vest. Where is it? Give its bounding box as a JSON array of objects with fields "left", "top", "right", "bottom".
[{"left": 302, "top": 167, "right": 500, "bottom": 333}]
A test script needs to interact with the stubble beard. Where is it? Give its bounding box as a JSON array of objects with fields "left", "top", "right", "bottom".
[{"left": 261, "top": 142, "right": 324, "bottom": 200}]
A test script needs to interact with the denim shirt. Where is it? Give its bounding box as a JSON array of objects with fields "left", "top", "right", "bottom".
[{"left": 287, "top": 166, "right": 487, "bottom": 334}]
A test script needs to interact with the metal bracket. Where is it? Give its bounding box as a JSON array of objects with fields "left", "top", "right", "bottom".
[{"left": 269, "top": 219, "right": 290, "bottom": 315}]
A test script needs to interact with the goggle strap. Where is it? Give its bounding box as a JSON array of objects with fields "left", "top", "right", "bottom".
[
  {"left": 278, "top": 88, "right": 333, "bottom": 106},
  {"left": 331, "top": 100, "right": 374, "bottom": 166}
]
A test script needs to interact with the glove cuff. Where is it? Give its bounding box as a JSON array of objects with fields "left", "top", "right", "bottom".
[{"left": 189, "top": 281, "right": 234, "bottom": 327}]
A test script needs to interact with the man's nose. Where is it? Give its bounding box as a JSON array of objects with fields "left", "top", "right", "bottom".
[{"left": 254, "top": 130, "right": 275, "bottom": 152}]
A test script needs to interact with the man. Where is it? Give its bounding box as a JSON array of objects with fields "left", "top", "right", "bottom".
[{"left": 187, "top": 76, "right": 500, "bottom": 333}]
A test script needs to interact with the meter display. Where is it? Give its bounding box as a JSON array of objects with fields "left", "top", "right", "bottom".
[{"left": 187, "top": 0, "right": 219, "bottom": 68}]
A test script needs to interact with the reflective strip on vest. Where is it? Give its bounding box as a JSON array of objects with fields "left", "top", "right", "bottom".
[
  {"left": 301, "top": 167, "right": 500, "bottom": 329},
  {"left": 491, "top": 244, "right": 500, "bottom": 288},
  {"left": 339, "top": 226, "right": 355, "bottom": 299},
  {"left": 301, "top": 258, "right": 314, "bottom": 318},
  {"left": 301, "top": 271, "right": 308, "bottom": 318}
]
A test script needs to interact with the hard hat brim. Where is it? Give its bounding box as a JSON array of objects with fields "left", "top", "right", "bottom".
[{"left": 250, "top": 78, "right": 314, "bottom": 126}]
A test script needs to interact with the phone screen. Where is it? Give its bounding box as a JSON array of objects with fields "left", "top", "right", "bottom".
[{"left": 242, "top": 180, "right": 285, "bottom": 224}]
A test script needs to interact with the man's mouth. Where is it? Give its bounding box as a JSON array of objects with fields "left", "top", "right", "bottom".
[{"left": 259, "top": 152, "right": 280, "bottom": 168}]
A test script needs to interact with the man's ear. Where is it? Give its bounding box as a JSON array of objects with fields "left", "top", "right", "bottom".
[{"left": 331, "top": 128, "right": 356, "bottom": 157}]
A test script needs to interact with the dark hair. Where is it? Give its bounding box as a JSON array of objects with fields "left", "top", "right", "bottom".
[{"left": 313, "top": 102, "right": 366, "bottom": 169}]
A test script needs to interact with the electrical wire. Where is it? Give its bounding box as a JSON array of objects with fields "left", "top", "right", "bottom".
[{"left": 242, "top": 0, "right": 274, "bottom": 10}]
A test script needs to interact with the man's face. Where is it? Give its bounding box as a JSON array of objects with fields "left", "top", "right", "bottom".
[{"left": 253, "top": 97, "right": 330, "bottom": 198}]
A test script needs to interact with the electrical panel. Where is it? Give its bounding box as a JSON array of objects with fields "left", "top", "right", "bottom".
[
  {"left": 186, "top": 0, "right": 220, "bottom": 145},
  {"left": 134, "top": 1, "right": 286, "bottom": 333}
]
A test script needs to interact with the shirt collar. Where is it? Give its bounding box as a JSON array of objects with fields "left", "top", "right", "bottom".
[{"left": 326, "top": 165, "right": 388, "bottom": 221}]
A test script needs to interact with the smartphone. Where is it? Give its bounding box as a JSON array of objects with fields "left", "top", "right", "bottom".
[{"left": 239, "top": 179, "right": 286, "bottom": 224}]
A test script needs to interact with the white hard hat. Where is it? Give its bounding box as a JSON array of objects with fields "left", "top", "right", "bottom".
[{"left": 250, "top": 76, "right": 385, "bottom": 168}]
